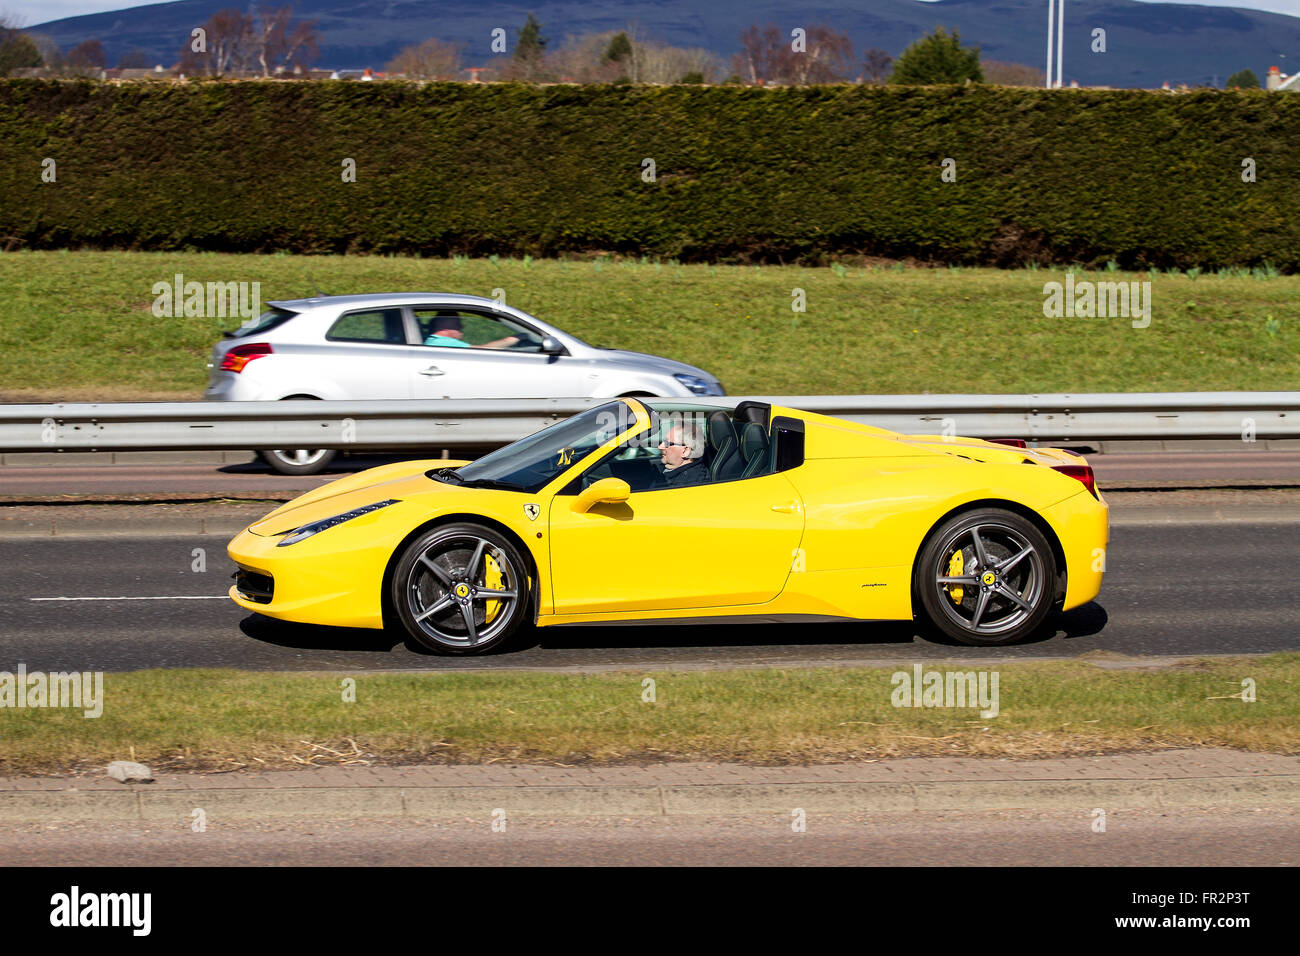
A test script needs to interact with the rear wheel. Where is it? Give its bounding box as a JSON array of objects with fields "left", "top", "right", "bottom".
[
  {"left": 259, "top": 447, "right": 338, "bottom": 475},
  {"left": 915, "top": 508, "right": 1057, "bottom": 646},
  {"left": 257, "top": 395, "right": 338, "bottom": 475},
  {"left": 391, "top": 523, "right": 531, "bottom": 655}
]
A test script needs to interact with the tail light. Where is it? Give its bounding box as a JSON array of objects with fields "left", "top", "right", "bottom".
[
  {"left": 1052, "top": 463, "right": 1097, "bottom": 498},
  {"left": 220, "top": 342, "right": 272, "bottom": 373},
  {"left": 989, "top": 438, "right": 1027, "bottom": 448}
]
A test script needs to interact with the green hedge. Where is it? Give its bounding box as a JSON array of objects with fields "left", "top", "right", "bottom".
[{"left": 1, "top": 80, "right": 1297, "bottom": 268}]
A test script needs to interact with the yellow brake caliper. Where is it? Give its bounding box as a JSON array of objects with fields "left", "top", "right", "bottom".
[
  {"left": 947, "top": 549, "right": 965, "bottom": 605},
  {"left": 483, "top": 552, "right": 504, "bottom": 623}
]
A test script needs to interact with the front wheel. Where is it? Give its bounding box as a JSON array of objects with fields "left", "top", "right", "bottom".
[
  {"left": 915, "top": 508, "right": 1057, "bottom": 646},
  {"left": 391, "top": 523, "right": 532, "bottom": 655}
]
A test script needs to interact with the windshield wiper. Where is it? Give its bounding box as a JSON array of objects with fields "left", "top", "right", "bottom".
[{"left": 459, "top": 478, "right": 527, "bottom": 492}]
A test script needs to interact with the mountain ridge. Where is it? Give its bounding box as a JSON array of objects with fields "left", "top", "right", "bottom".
[{"left": 24, "top": 0, "right": 1300, "bottom": 87}]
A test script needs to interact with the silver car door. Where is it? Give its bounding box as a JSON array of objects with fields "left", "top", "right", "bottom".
[{"left": 317, "top": 308, "right": 416, "bottom": 399}]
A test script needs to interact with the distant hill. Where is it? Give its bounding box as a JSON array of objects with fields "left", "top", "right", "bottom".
[{"left": 26, "top": 0, "right": 1300, "bottom": 88}]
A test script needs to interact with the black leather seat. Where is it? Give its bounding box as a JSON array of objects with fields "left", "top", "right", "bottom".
[
  {"left": 706, "top": 411, "right": 741, "bottom": 481},
  {"left": 737, "top": 421, "right": 770, "bottom": 479}
]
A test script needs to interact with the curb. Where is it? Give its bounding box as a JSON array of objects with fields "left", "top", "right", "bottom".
[
  {"left": 0, "top": 516, "right": 252, "bottom": 538},
  {"left": 3, "top": 775, "right": 1298, "bottom": 823}
]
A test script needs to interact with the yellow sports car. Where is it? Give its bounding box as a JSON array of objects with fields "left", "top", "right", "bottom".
[{"left": 228, "top": 399, "right": 1108, "bottom": 653}]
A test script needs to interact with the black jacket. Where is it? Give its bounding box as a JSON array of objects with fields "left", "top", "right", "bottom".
[{"left": 658, "top": 459, "right": 708, "bottom": 488}]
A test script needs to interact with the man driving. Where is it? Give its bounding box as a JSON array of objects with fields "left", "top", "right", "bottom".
[{"left": 656, "top": 419, "right": 708, "bottom": 487}]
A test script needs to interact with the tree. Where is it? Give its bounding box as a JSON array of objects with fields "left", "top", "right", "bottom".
[
  {"left": 29, "top": 33, "right": 63, "bottom": 72},
  {"left": 1226, "top": 68, "right": 1261, "bottom": 89},
  {"left": 248, "top": 6, "right": 319, "bottom": 77},
  {"left": 735, "top": 24, "right": 785, "bottom": 85},
  {"left": 504, "top": 14, "right": 549, "bottom": 81},
  {"left": 792, "top": 26, "right": 853, "bottom": 84},
  {"left": 176, "top": 7, "right": 316, "bottom": 77},
  {"left": 516, "top": 14, "right": 546, "bottom": 61},
  {"left": 889, "top": 27, "right": 982, "bottom": 85},
  {"left": 178, "top": 9, "right": 252, "bottom": 76},
  {"left": 639, "top": 43, "right": 718, "bottom": 83},
  {"left": 862, "top": 48, "right": 892, "bottom": 84},
  {"left": 0, "top": 17, "right": 43, "bottom": 75},
  {"left": 734, "top": 23, "right": 852, "bottom": 85},
  {"left": 604, "top": 31, "right": 632, "bottom": 66},
  {"left": 387, "top": 37, "right": 463, "bottom": 79},
  {"left": 983, "top": 59, "right": 1045, "bottom": 87},
  {"left": 547, "top": 29, "right": 716, "bottom": 84},
  {"left": 66, "top": 39, "right": 106, "bottom": 75},
  {"left": 601, "top": 30, "right": 635, "bottom": 82}
]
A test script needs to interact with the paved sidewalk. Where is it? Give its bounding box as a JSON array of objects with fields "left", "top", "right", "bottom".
[{"left": 2, "top": 749, "right": 1297, "bottom": 822}]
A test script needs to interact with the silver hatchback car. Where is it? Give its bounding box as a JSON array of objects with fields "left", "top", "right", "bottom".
[{"left": 205, "top": 293, "right": 725, "bottom": 473}]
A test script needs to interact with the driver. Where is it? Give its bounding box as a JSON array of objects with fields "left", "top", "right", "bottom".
[
  {"left": 656, "top": 420, "right": 708, "bottom": 487},
  {"left": 424, "top": 313, "right": 520, "bottom": 349}
]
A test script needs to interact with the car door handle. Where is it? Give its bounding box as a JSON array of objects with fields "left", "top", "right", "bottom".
[
  {"left": 771, "top": 502, "right": 800, "bottom": 514},
  {"left": 419, "top": 366, "right": 445, "bottom": 376}
]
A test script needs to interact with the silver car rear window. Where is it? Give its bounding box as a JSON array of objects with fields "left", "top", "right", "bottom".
[{"left": 229, "top": 308, "right": 297, "bottom": 339}]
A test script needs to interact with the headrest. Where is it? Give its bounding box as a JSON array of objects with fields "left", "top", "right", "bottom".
[{"left": 707, "top": 411, "right": 735, "bottom": 452}]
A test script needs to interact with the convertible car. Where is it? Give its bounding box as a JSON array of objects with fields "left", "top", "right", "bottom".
[{"left": 227, "top": 399, "right": 1108, "bottom": 653}]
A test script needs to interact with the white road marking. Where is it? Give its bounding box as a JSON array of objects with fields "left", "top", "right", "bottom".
[{"left": 30, "top": 596, "right": 230, "bottom": 602}]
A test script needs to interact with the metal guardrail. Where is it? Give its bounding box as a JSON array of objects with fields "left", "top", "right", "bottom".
[{"left": 0, "top": 393, "right": 1294, "bottom": 453}]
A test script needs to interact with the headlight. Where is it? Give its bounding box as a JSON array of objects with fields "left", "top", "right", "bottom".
[
  {"left": 276, "top": 499, "right": 400, "bottom": 547},
  {"left": 674, "top": 373, "right": 721, "bottom": 396}
]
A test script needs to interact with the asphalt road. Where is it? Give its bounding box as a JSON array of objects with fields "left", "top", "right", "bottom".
[
  {"left": 2, "top": 808, "right": 1295, "bottom": 865},
  {"left": 0, "top": 519, "right": 1294, "bottom": 672}
]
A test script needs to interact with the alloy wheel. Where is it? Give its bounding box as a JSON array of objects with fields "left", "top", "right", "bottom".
[{"left": 402, "top": 530, "right": 523, "bottom": 650}]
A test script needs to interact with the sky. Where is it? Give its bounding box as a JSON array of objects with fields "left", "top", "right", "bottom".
[{"left": 7, "top": 0, "right": 1300, "bottom": 30}]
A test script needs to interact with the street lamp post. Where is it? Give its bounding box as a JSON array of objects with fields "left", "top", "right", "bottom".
[
  {"left": 1056, "top": 0, "right": 1065, "bottom": 88},
  {"left": 1046, "top": 0, "right": 1065, "bottom": 88},
  {"left": 1046, "top": 0, "right": 1054, "bottom": 88}
]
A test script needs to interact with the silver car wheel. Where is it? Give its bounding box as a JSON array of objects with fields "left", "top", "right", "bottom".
[{"left": 270, "top": 448, "right": 331, "bottom": 467}]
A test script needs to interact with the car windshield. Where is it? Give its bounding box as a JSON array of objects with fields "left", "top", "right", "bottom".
[{"left": 448, "top": 402, "right": 643, "bottom": 493}]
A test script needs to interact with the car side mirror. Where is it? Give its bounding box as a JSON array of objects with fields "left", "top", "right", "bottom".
[
  {"left": 540, "top": 335, "right": 564, "bottom": 355},
  {"left": 572, "top": 477, "right": 630, "bottom": 513}
]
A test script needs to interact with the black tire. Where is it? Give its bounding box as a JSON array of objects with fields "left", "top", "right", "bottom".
[
  {"left": 391, "top": 523, "right": 532, "bottom": 655},
  {"left": 258, "top": 447, "right": 339, "bottom": 475},
  {"left": 257, "top": 395, "right": 337, "bottom": 475},
  {"left": 915, "top": 508, "right": 1057, "bottom": 646}
]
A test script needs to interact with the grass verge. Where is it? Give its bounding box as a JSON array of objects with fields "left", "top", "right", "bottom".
[
  {"left": 1, "top": 250, "right": 1296, "bottom": 398},
  {"left": 2, "top": 655, "right": 1295, "bottom": 775}
]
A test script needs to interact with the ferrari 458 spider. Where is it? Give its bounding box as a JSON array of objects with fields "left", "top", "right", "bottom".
[{"left": 228, "top": 399, "right": 1108, "bottom": 653}]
